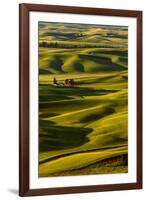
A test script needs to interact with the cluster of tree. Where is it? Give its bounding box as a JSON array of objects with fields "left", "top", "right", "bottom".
[
  {"left": 39, "top": 41, "right": 121, "bottom": 49},
  {"left": 39, "top": 42, "right": 97, "bottom": 49},
  {"left": 39, "top": 41, "right": 98, "bottom": 48}
]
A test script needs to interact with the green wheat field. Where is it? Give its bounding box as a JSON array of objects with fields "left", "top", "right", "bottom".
[{"left": 38, "top": 22, "right": 128, "bottom": 177}]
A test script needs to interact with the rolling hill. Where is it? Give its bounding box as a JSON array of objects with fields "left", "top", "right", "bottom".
[{"left": 38, "top": 21, "right": 128, "bottom": 177}]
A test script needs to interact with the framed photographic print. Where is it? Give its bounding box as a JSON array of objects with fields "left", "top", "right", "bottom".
[{"left": 19, "top": 3, "right": 143, "bottom": 196}]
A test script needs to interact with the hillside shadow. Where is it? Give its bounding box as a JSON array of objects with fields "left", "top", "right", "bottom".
[
  {"left": 48, "top": 56, "right": 63, "bottom": 72},
  {"left": 39, "top": 120, "right": 92, "bottom": 152},
  {"left": 39, "top": 85, "right": 119, "bottom": 103},
  {"left": 80, "top": 107, "right": 115, "bottom": 123}
]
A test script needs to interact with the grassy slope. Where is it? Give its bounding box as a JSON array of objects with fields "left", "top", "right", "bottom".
[
  {"left": 48, "top": 155, "right": 128, "bottom": 176},
  {"left": 39, "top": 73, "right": 128, "bottom": 176},
  {"left": 39, "top": 50, "right": 127, "bottom": 73},
  {"left": 39, "top": 146, "right": 127, "bottom": 176}
]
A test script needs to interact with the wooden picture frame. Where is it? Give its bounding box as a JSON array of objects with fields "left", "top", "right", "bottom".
[{"left": 19, "top": 3, "right": 142, "bottom": 197}]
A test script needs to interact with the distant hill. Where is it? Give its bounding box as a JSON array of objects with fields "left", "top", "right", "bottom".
[{"left": 39, "top": 21, "right": 128, "bottom": 74}]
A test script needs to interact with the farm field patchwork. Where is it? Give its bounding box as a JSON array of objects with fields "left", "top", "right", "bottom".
[{"left": 38, "top": 22, "right": 128, "bottom": 177}]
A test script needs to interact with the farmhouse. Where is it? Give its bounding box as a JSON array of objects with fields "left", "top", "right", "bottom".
[{"left": 53, "top": 77, "right": 75, "bottom": 87}]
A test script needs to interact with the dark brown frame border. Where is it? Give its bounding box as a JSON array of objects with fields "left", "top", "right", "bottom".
[{"left": 19, "top": 3, "right": 143, "bottom": 197}]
